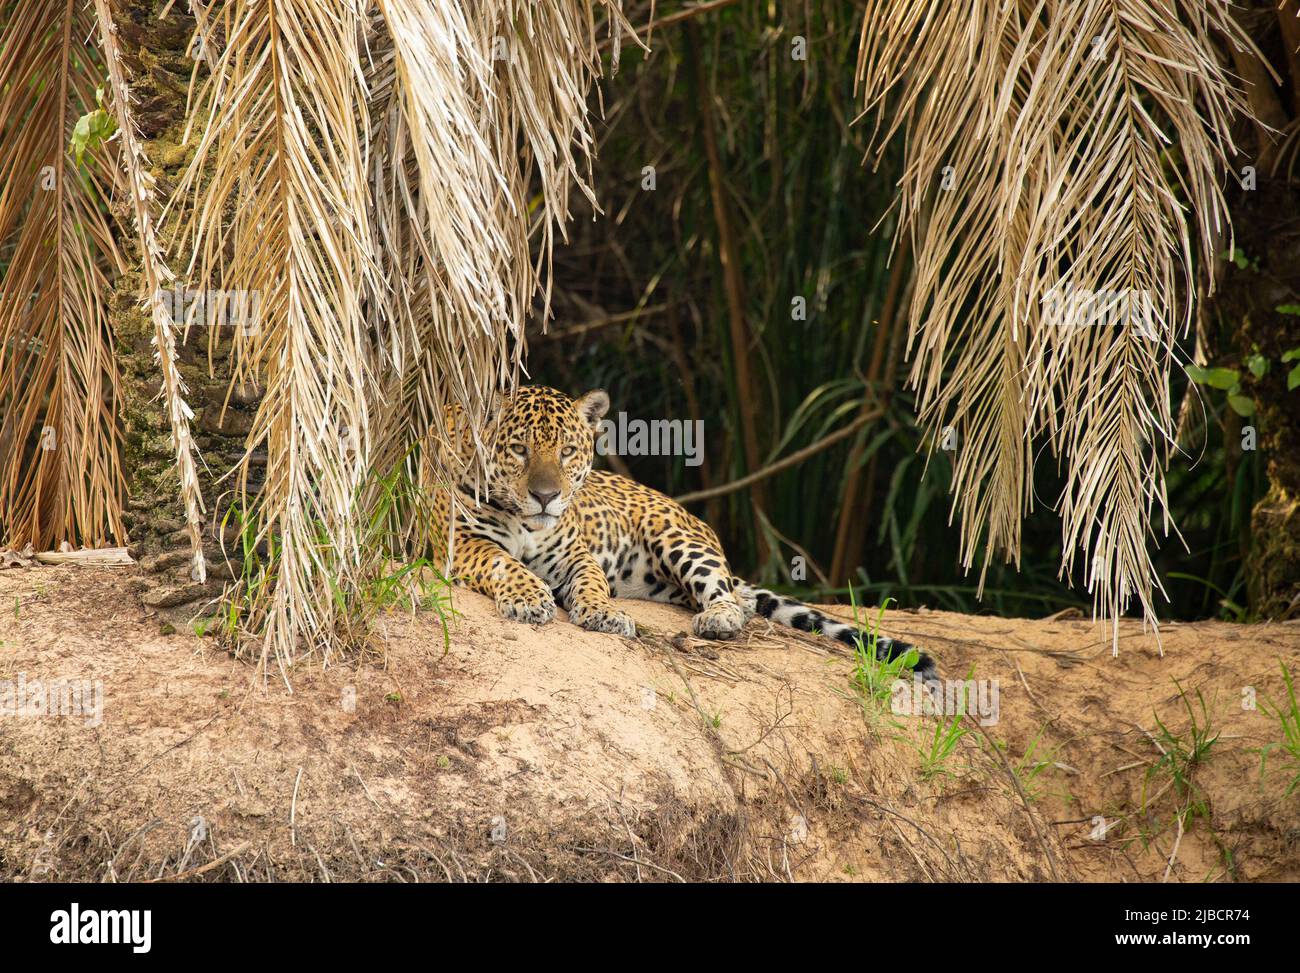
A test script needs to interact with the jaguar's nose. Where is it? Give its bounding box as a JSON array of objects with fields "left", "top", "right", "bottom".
[{"left": 529, "top": 488, "right": 560, "bottom": 510}]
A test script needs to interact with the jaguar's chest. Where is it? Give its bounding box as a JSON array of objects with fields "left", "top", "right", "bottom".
[
  {"left": 462, "top": 508, "right": 581, "bottom": 563},
  {"left": 468, "top": 519, "right": 552, "bottom": 563},
  {"left": 459, "top": 482, "right": 637, "bottom": 569}
]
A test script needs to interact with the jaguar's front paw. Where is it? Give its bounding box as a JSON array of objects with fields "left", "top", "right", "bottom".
[
  {"left": 496, "top": 588, "right": 556, "bottom": 626},
  {"left": 692, "top": 600, "right": 746, "bottom": 640},
  {"left": 569, "top": 602, "right": 637, "bottom": 637}
]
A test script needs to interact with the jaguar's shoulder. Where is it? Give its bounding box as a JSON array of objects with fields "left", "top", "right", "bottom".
[{"left": 579, "top": 468, "right": 680, "bottom": 508}]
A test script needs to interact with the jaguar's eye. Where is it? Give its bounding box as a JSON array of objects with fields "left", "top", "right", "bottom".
[
  {"left": 508, "top": 444, "right": 528, "bottom": 458},
  {"left": 560, "top": 445, "right": 576, "bottom": 459}
]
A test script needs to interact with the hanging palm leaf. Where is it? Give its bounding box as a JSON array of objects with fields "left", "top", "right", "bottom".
[
  {"left": 365, "top": 0, "right": 637, "bottom": 496},
  {"left": 176, "top": 0, "right": 380, "bottom": 675},
  {"left": 173, "top": 0, "right": 632, "bottom": 674},
  {"left": 857, "top": 0, "right": 1258, "bottom": 648},
  {"left": 0, "top": 0, "right": 126, "bottom": 551}
]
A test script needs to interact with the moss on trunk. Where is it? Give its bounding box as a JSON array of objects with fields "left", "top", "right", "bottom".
[{"left": 109, "top": 2, "right": 259, "bottom": 617}]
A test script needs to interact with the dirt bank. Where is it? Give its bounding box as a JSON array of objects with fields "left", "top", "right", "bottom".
[{"left": 0, "top": 566, "right": 1296, "bottom": 881}]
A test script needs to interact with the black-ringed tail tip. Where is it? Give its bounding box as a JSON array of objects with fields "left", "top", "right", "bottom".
[{"left": 751, "top": 588, "right": 939, "bottom": 683}]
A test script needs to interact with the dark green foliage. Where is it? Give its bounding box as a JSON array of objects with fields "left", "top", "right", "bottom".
[{"left": 527, "top": 0, "right": 1260, "bottom": 620}]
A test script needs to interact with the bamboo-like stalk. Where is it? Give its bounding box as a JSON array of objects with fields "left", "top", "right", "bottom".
[
  {"left": 828, "top": 236, "right": 910, "bottom": 585},
  {"left": 688, "top": 21, "right": 772, "bottom": 564},
  {"left": 675, "top": 408, "right": 882, "bottom": 505},
  {"left": 1276, "top": 1, "right": 1300, "bottom": 116}
]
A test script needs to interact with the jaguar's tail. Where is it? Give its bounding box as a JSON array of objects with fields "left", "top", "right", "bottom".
[{"left": 749, "top": 586, "right": 938, "bottom": 681}]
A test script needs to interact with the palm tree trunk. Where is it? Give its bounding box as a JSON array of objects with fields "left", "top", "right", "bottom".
[{"left": 111, "top": 1, "right": 255, "bottom": 625}]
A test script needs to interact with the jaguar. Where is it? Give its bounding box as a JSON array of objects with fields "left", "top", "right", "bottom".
[{"left": 432, "top": 385, "right": 936, "bottom": 678}]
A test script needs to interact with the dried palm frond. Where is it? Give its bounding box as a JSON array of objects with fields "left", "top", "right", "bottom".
[
  {"left": 360, "top": 0, "right": 637, "bottom": 573},
  {"left": 857, "top": 0, "right": 1257, "bottom": 649},
  {"left": 367, "top": 0, "right": 638, "bottom": 493},
  {"left": 0, "top": 0, "right": 126, "bottom": 550},
  {"left": 174, "top": 0, "right": 632, "bottom": 673},
  {"left": 177, "top": 0, "right": 379, "bottom": 675},
  {"left": 92, "top": 0, "right": 207, "bottom": 584}
]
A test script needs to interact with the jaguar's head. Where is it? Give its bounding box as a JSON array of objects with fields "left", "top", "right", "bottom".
[{"left": 468, "top": 386, "right": 609, "bottom": 531}]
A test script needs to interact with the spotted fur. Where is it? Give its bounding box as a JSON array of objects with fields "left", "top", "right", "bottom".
[{"left": 432, "top": 386, "right": 936, "bottom": 678}]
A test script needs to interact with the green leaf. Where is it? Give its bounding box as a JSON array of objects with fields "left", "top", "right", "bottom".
[
  {"left": 1246, "top": 353, "right": 1269, "bottom": 378},
  {"left": 70, "top": 113, "right": 91, "bottom": 164},
  {"left": 1289, "top": 363, "right": 1300, "bottom": 392},
  {"left": 1221, "top": 246, "right": 1251, "bottom": 270},
  {"left": 1276, "top": 304, "right": 1300, "bottom": 316},
  {"left": 1186, "top": 364, "right": 1239, "bottom": 390},
  {"left": 1228, "top": 394, "right": 1254, "bottom": 417},
  {"left": 1221, "top": 247, "right": 1242, "bottom": 266},
  {"left": 1282, "top": 347, "right": 1300, "bottom": 363},
  {"left": 68, "top": 108, "right": 116, "bottom": 166}
]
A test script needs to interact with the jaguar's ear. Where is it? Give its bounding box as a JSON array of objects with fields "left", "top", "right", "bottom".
[{"left": 574, "top": 388, "right": 610, "bottom": 432}]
